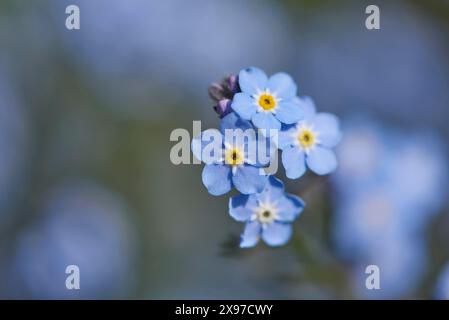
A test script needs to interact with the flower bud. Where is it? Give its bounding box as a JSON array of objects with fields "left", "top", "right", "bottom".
[{"left": 213, "top": 99, "right": 232, "bottom": 118}]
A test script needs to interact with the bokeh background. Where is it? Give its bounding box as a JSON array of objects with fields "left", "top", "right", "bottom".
[{"left": 0, "top": 0, "right": 448, "bottom": 299}]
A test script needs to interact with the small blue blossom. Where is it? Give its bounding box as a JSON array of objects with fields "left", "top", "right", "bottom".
[
  {"left": 229, "top": 176, "right": 305, "bottom": 248},
  {"left": 278, "top": 97, "right": 341, "bottom": 179},
  {"left": 231, "top": 67, "right": 303, "bottom": 132},
  {"left": 192, "top": 112, "right": 268, "bottom": 196}
]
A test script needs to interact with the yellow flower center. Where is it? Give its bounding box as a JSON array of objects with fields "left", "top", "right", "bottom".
[
  {"left": 298, "top": 129, "right": 316, "bottom": 149},
  {"left": 258, "top": 93, "right": 276, "bottom": 111},
  {"left": 225, "top": 148, "right": 244, "bottom": 166}
]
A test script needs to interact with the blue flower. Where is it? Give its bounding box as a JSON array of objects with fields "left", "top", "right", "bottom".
[
  {"left": 231, "top": 67, "right": 303, "bottom": 132},
  {"left": 192, "top": 112, "right": 268, "bottom": 196},
  {"left": 278, "top": 97, "right": 341, "bottom": 179},
  {"left": 229, "top": 176, "right": 305, "bottom": 248}
]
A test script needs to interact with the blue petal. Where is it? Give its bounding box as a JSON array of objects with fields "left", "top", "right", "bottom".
[
  {"left": 243, "top": 134, "right": 259, "bottom": 167},
  {"left": 240, "top": 221, "right": 261, "bottom": 248},
  {"left": 231, "top": 92, "right": 256, "bottom": 120},
  {"left": 275, "top": 100, "right": 303, "bottom": 124},
  {"left": 220, "top": 111, "right": 253, "bottom": 133},
  {"left": 276, "top": 195, "right": 305, "bottom": 222},
  {"left": 256, "top": 176, "right": 285, "bottom": 203},
  {"left": 282, "top": 146, "right": 306, "bottom": 179},
  {"left": 306, "top": 146, "right": 337, "bottom": 175},
  {"left": 232, "top": 165, "right": 268, "bottom": 194},
  {"left": 277, "top": 124, "right": 297, "bottom": 150},
  {"left": 256, "top": 134, "right": 277, "bottom": 167},
  {"left": 222, "top": 121, "right": 257, "bottom": 156},
  {"left": 267, "top": 72, "right": 297, "bottom": 99},
  {"left": 202, "top": 164, "right": 232, "bottom": 195},
  {"left": 262, "top": 222, "right": 292, "bottom": 247},
  {"left": 251, "top": 112, "right": 281, "bottom": 132},
  {"left": 297, "top": 96, "right": 316, "bottom": 122},
  {"left": 314, "top": 113, "right": 342, "bottom": 148},
  {"left": 229, "top": 194, "right": 257, "bottom": 222},
  {"left": 238, "top": 67, "right": 268, "bottom": 95},
  {"left": 191, "top": 129, "right": 223, "bottom": 164}
]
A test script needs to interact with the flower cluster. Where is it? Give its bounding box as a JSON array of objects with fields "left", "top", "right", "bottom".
[{"left": 193, "top": 67, "right": 341, "bottom": 248}]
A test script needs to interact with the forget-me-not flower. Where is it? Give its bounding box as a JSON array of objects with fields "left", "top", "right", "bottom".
[
  {"left": 192, "top": 113, "right": 268, "bottom": 196},
  {"left": 229, "top": 176, "right": 305, "bottom": 247},
  {"left": 231, "top": 67, "right": 303, "bottom": 132},
  {"left": 279, "top": 97, "right": 341, "bottom": 179}
]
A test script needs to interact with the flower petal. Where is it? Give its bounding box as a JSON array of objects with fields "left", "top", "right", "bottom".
[
  {"left": 306, "top": 146, "right": 337, "bottom": 175},
  {"left": 314, "top": 113, "right": 342, "bottom": 148},
  {"left": 231, "top": 92, "right": 256, "bottom": 120},
  {"left": 262, "top": 222, "right": 292, "bottom": 247},
  {"left": 255, "top": 134, "right": 276, "bottom": 167},
  {"left": 191, "top": 129, "right": 223, "bottom": 164},
  {"left": 229, "top": 194, "right": 257, "bottom": 222},
  {"left": 232, "top": 165, "right": 268, "bottom": 194},
  {"left": 255, "top": 176, "right": 285, "bottom": 203},
  {"left": 220, "top": 111, "right": 253, "bottom": 133},
  {"left": 214, "top": 99, "right": 232, "bottom": 118},
  {"left": 282, "top": 146, "right": 306, "bottom": 179},
  {"left": 238, "top": 67, "right": 268, "bottom": 95},
  {"left": 240, "top": 221, "right": 261, "bottom": 248},
  {"left": 275, "top": 100, "right": 303, "bottom": 124},
  {"left": 267, "top": 72, "right": 297, "bottom": 99},
  {"left": 251, "top": 112, "right": 281, "bottom": 132},
  {"left": 277, "top": 124, "right": 297, "bottom": 150},
  {"left": 297, "top": 96, "right": 316, "bottom": 122},
  {"left": 221, "top": 113, "right": 257, "bottom": 156},
  {"left": 276, "top": 194, "right": 305, "bottom": 222},
  {"left": 202, "top": 164, "right": 232, "bottom": 195}
]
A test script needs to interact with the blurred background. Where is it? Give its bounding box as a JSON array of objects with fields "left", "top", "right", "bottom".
[{"left": 0, "top": 0, "right": 448, "bottom": 299}]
